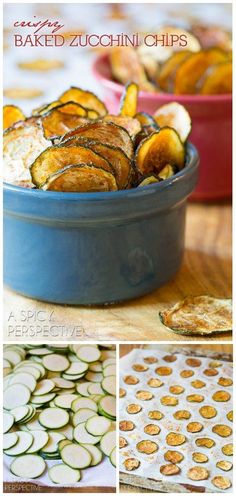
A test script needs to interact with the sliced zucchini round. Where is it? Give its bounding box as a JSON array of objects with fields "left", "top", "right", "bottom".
[
  {"left": 86, "top": 415, "right": 112, "bottom": 436},
  {"left": 102, "top": 376, "right": 116, "bottom": 396},
  {"left": 42, "top": 354, "right": 70, "bottom": 372},
  {"left": 74, "top": 422, "right": 101, "bottom": 445},
  {"left": 82, "top": 444, "right": 103, "bottom": 466},
  {"left": 39, "top": 407, "right": 69, "bottom": 429},
  {"left": 71, "top": 397, "right": 98, "bottom": 413},
  {"left": 61, "top": 443, "right": 92, "bottom": 469},
  {"left": 65, "top": 362, "right": 88, "bottom": 375},
  {"left": 54, "top": 394, "right": 78, "bottom": 409},
  {"left": 72, "top": 408, "right": 96, "bottom": 427},
  {"left": 76, "top": 345, "right": 101, "bottom": 363},
  {"left": 110, "top": 446, "right": 116, "bottom": 467},
  {"left": 3, "top": 432, "right": 19, "bottom": 450},
  {"left": 33, "top": 379, "right": 55, "bottom": 396},
  {"left": 9, "top": 372, "right": 37, "bottom": 392},
  {"left": 4, "top": 383, "right": 31, "bottom": 410},
  {"left": 26, "top": 430, "right": 49, "bottom": 453},
  {"left": 41, "top": 431, "right": 66, "bottom": 454},
  {"left": 3, "top": 412, "right": 15, "bottom": 433},
  {"left": 4, "top": 431, "right": 33, "bottom": 456},
  {"left": 10, "top": 454, "right": 46, "bottom": 479},
  {"left": 49, "top": 463, "right": 81, "bottom": 484},
  {"left": 99, "top": 395, "right": 116, "bottom": 419},
  {"left": 100, "top": 430, "right": 116, "bottom": 456}
]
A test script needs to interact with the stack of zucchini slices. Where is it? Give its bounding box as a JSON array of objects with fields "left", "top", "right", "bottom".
[{"left": 3, "top": 344, "right": 116, "bottom": 484}]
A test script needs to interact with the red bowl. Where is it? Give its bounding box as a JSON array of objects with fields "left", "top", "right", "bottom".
[{"left": 93, "top": 53, "right": 232, "bottom": 201}]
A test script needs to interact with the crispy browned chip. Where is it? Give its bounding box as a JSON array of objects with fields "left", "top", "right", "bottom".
[
  {"left": 191, "top": 380, "right": 206, "bottom": 389},
  {"left": 124, "top": 458, "right": 140, "bottom": 471},
  {"left": 148, "top": 410, "right": 163, "bottom": 420},
  {"left": 147, "top": 378, "right": 163, "bottom": 388},
  {"left": 144, "top": 424, "right": 160, "bottom": 436},
  {"left": 3, "top": 105, "right": 25, "bottom": 130},
  {"left": 180, "top": 370, "right": 194, "bottom": 378},
  {"left": 160, "top": 464, "right": 180, "bottom": 476},
  {"left": 201, "top": 61, "right": 232, "bottom": 95},
  {"left": 204, "top": 368, "right": 219, "bottom": 376},
  {"left": 187, "top": 394, "right": 204, "bottom": 403},
  {"left": 163, "top": 355, "right": 177, "bottom": 363},
  {"left": 222, "top": 444, "right": 233, "bottom": 456},
  {"left": 104, "top": 115, "right": 141, "bottom": 138},
  {"left": 110, "top": 46, "right": 154, "bottom": 91},
  {"left": 119, "top": 420, "right": 135, "bottom": 431},
  {"left": 126, "top": 404, "right": 142, "bottom": 414},
  {"left": 166, "top": 432, "right": 186, "bottom": 446},
  {"left": 208, "top": 360, "right": 222, "bottom": 368},
  {"left": 120, "top": 82, "right": 138, "bottom": 118},
  {"left": 161, "top": 396, "right": 179, "bottom": 406},
  {"left": 199, "top": 405, "right": 217, "bottom": 419},
  {"left": 212, "top": 390, "right": 231, "bottom": 402},
  {"left": 216, "top": 460, "right": 233, "bottom": 472},
  {"left": 185, "top": 358, "right": 202, "bottom": 367},
  {"left": 18, "top": 59, "right": 64, "bottom": 71},
  {"left": 218, "top": 377, "right": 233, "bottom": 387},
  {"left": 42, "top": 164, "right": 117, "bottom": 193},
  {"left": 4, "top": 87, "right": 43, "bottom": 99},
  {"left": 188, "top": 466, "right": 209, "bottom": 481},
  {"left": 169, "top": 385, "right": 185, "bottom": 395},
  {"left": 174, "top": 410, "right": 191, "bottom": 420},
  {"left": 132, "top": 363, "right": 149, "bottom": 372},
  {"left": 60, "top": 87, "right": 107, "bottom": 116},
  {"left": 136, "top": 440, "right": 158, "bottom": 454},
  {"left": 212, "top": 424, "right": 232, "bottom": 437},
  {"left": 42, "top": 104, "right": 89, "bottom": 139},
  {"left": 211, "top": 476, "right": 232, "bottom": 490},
  {"left": 164, "top": 450, "right": 184, "bottom": 463},
  {"left": 123, "top": 375, "right": 139, "bottom": 385},
  {"left": 119, "top": 388, "right": 126, "bottom": 398},
  {"left": 192, "top": 452, "right": 208, "bottom": 463},
  {"left": 195, "top": 438, "right": 215, "bottom": 448},
  {"left": 119, "top": 436, "right": 128, "bottom": 448},
  {"left": 158, "top": 51, "right": 192, "bottom": 92},
  {"left": 187, "top": 422, "right": 204, "bottom": 433},
  {"left": 135, "top": 390, "right": 153, "bottom": 401},
  {"left": 143, "top": 356, "right": 158, "bottom": 364},
  {"left": 155, "top": 366, "right": 172, "bottom": 376},
  {"left": 227, "top": 411, "right": 233, "bottom": 422}
]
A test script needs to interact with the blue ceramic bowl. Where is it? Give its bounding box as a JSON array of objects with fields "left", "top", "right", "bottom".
[{"left": 4, "top": 143, "right": 199, "bottom": 305}]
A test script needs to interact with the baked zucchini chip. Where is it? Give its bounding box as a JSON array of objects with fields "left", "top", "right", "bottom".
[
  {"left": 3, "top": 105, "right": 25, "bottom": 130},
  {"left": 30, "top": 145, "right": 114, "bottom": 187},
  {"left": 135, "top": 127, "right": 185, "bottom": 175},
  {"left": 154, "top": 102, "right": 191, "bottom": 143},
  {"left": 158, "top": 51, "right": 192, "bottom": 92},
  {"left": 59, "top": 87, "right": 107, "bottom": 116},
  {"left": 32, "top": 100, "right": 61, "bottom": 116},
  {"left": 174, "top": 48, "right": 228, "bottom": 94},
  {"left": 200, "top": 61, "right": 232, "bottom": 95},
  {"left": 160, "top": 296, "right": 232, "bottom": 335},
  {"left": 42, "top": 103, "right": 89, "bottom": 139},
  {"left": 61, "top": 138, "right": 131, "bottom": 189},
  {"left": 110, "top": 47, "right": 154, "bottom": 92},
  {"left": 103, "top": 114, "right": 141, "bottom": 138},
  {"left": 120, "top": 82, "right": 138, "bottom": 118},
  {"left": 42, "top": 164, "right": 117, "bottom": 192},
  {"left": 135, "top": 112, "right": 158, "bottom": 128},
  {"left": 138, "top": 175, "right": 159, "bottom": 187},
  {"left": 60, "top": 121, "right": 133, "bottom": 160}
]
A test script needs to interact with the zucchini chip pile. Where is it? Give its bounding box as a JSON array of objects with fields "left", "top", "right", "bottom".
[
  {"left": 110, "top": 25, "right": 232, "bottom": 95},
  {"left": 159, "top": 295, "right": 232, "bottom": 336},
  {"left": 119, "top": 348, "right": 233, "bottom": 490},
  {"left": 3, "top": 84, "right": 190, "bottom": 191},
  {"left": 3, "top": 344, "right": 116, "bottom": 484}
]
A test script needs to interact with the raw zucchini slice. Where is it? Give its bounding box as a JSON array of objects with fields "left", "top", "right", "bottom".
[
  {"left": 72, "top": 408, "right": 96, "bottom": 426},
  {"left": 31, "top": 392, "right": 56, "bottom": 404},
  {"left": 72, "top": 397, "right": 98, "bottom": 413},
  {"left": 85, "top": 371, "right": 103, "bottom": 383},
  {"left": 49, "top": 463, "right": 81, "bottom": 484},
  {"left": 42, "top": 354, "right": 70, "bottom": 372},
  {"left": 86, "top": 415, "right": 111, "bottom": 436},
  {"left": 26, "top": 430, "right": 49, "bottom": 453},
  {"left": 54, "top": 394, "right": 78, "bottom": 409},
  {"left": 41, "top": 431, "right": 66, "bottom": 453},
  {"left": 39, "top": 407, "right": 69, "bottom": 429},
  {"left": 14, "top": 366, "right": 41, "bottom": 380},
  {"left": 102, "top": 358, "right": 116, "bottom": 368},
  {"left": 10, "top": 405, "right": 30, "bottom": 422},
  {"left": 64, "top": 362, "right": 88, "bottom": 375},
  {"left": 82, "top": 444, "right": 103, "bottom": 466},
  {"left": 10, "top": 454, "right": 46, "bottom": 479},
  {"left": 3, "top": 350, "right": 23, "bottom": 366},
  {"left": 9, "top": 372, "right": 37, "bottom": 392},
  {"left": 58, "top": 439, "right": 72, "bottom": 451},
  {"left": 103, "top": 364, "right": 116, "bottom": 377},
  {"left": 4, "top": 431, "right": 33, "bottom": 456},
  {"left": 120, "top": 82, "right": 138, "bottom": 118},
  {"left": 110, "top": 446, "right": 116, "bottom": 467},
  {"left": 76, "top": 382, "right": 92, "bottom": 397},
  {"left": 100, "top": 430, "right": 116, "bottom": 456},
  {"left": 53, "top": 377, "right": 75, "bottom": 389},
  {"left": 3, "top": 105, "right": 25, "bottom": 131},
  {"left": 154, "top": 102, "right": 191, "bottom": 143},
  {"left": 33, "top": 379, "right": 55, "bottom": 395},
  {"left": 76, "top": 345, "right": 101, "bottom": 363},
  {"left": 102, "top": 376, "right": 116, "bottom": 396},
  {"left": 59, "top": 87, "right": 107, "bottom": 116},
  {"left": 25, "top": 413, "right": 46, "bottom": 431},
  {"left": 159, "top": 296, "right": 232, "bottom": 335},
  {"left": 4, "top": 384, "right": 31, "bottom": 410},
  {"left": 88, "top": 383, "right": 104, "bottom": 395},
  {"left": 3, "top": 432, "right": 19, "bottom": 450},
  {"left": 89, "top": 362, "right": 103, "bottom": 372},
  {"left": 99, "top": 395, "right": 116, "bottom": 419},
  {"left": 74, "top": 422, "right": 102, "bottom": 445},
  {"left": 61, "top": 443, "right": 92, "bottom": 469},
  {"left": 3, "top": 412, "right": 15, "bottom": 432}
]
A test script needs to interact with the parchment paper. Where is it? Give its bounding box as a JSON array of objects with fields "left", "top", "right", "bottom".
[{"left": 119, "top": 349, "right": 233, "bottom": 492}]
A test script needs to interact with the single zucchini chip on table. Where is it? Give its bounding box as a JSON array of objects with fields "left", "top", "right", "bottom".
[
  {"left": 135, "top": 127, "right": 185, "bottom": 175},
  {"left": 119, "top": 82, "right": 138, "bottom": 118},
  {"left": 59, "top": 86, "right": 107, "bottom": 116},
  {"left": 154, "top": 102, "right": 192, "bottom": 143},
  {"left": 43, "top": 164, "right": 117, "bottom": 192},
  {"left": 160, "top": 296, "right": 232, "bottom": 335},
  {"left": 3, "top": 105, "right": 25, "bottom": 130}
]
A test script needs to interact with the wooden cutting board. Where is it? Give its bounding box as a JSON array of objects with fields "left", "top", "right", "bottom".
[
  {"left": 119, "top": 344, "right": 233, "bottom": 493},
  {"left": 4, "top": 203, "right": 231, "bottom": 341}
]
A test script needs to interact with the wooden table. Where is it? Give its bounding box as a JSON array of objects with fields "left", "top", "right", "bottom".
[{"left": 4, "top": 203, "right": 232, "bottom": 342}]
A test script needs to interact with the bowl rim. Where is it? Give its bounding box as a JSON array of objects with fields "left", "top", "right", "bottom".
[
  {"left": 93, "top": 53, "right": 232, "bottom": 104},
  {"left": 3, "top": 142, "right": 198, "bottom": 202}
]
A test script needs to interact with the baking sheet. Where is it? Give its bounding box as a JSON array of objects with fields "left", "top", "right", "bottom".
[{"left": 119, "top": 349, "right": 233, "bottom": 492}]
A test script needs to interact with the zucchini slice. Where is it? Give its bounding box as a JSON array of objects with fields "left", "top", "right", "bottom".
[
  {"left": 86, "top": 415, "right": 111, "bottom": 436},
  {"left": 26, "top": 430, "right": 49, "bottom": 453},
  {"left": 10, "top": 454, "right": 46, "bottom": 479},
  {"left": 82, "top": 444, "right": 103, "bottom": 466},
  {"left": 103, "top": 364, "right": 116, "bottom": 377},
  {"left": 119, "top": 82, "right": 138, "bottom": 118},
  {"left": 3, "top": 104, "right": 25, "bottom": 131},
  {"left": 9, "top": 372, "right": 37, "bottom": 392},
  {"left": 76, "top": 382, "right": 92, "bottom": 397},
  {"left": 158, "top": 51, "right": 192, "bottom": 92},
  {"left": 100, "top": 430, "right": 116, "bottom": 456},
  {"left": 64, "top": 362, "right": 88, "bottom": 375},
  {"left": 61, "top": 443, "right": 92, "bottom": 469},
  {"left": 41, "top": 431, "right": 66, "bottom": 453},
  {"left": 71, "top": 397, "right": 98, "bottom": 413},
  {"left": 42, "top": 164, "right": 117, "bottom": 193},
  {"left": 42, "top": 353, "right": 70, "bottom": 372},
  {"left": 72, "top": 408, "right": 97, "bottom": 426},
  {"left": 138, "top": 175, "right": 159, "bottom": 187},
  {"left": 3, "top": 432, "right": 19, "bottom": 450},
  {"left": 104, "top": 115, "right": 141, "bottom": 139},
  {"left": 110, "top": 446, "right": 116, "bottom": 467},
  {"left": 200, "top": 61, "right": 232, "bottom": 95},
  {"left": 10, "top": 405, "right": 31, "bottom": 422},
  {"left": 33, "top": 379, "right": 55, "bottom": 396},
  {"left": 42, "top": 104, "right": 89, "bottom": 139},
  {"left": 74, "top": 422, "right": 101, "bottom": 445},
  {"left": 159, "top": 296, "right": 232, "bottom": 335},
  {"left": 102, "top": 376, "right": 116, "bottom": 396},
  {"left": 99, "top": 395, "right": 116, "bottom": 419},
  {"left": 54, "top": 393, "right": 78, "bottom": 409},
  {"left": 76, "top": 345, "right": 101, "bottom": 363},
  {"left": 135, "top": 127, "right": 185, "bottom": 175},
  {"left": 88, "top": 383, "right": 104, "bottom": 396},
  {"left": 85, "top": 371, "right": 103, "bottom": 383},
  {"left": 31, "top": 392, "right": 56, "bottom": 404},
  {"left": 4, "top": 431, "right": 33, "bottom": 456},
  {"left": 49, "top": 463, "right": 81, "bottom": 484},
  {"left": 52, "top": 377, "right": 75, "bottom": 389},
  {"left": 154, "top": 102, "right": 191, "bottom": 143},
  {"left": 4, "top": 383, "right": 31, "bottom": 410},
  {"left": 39, "top": 407, "right": 69, "bottom": 429},
  {"left": 59, "top": 86, "right": 107, "bottom": 116}
]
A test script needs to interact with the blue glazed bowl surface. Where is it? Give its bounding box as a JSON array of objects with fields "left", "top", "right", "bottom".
[{"left": 4, "top": 143, "right": 199, "bottom": 305}]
